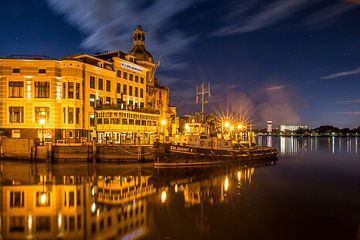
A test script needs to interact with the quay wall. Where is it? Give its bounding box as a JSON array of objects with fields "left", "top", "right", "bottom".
[{"left": 0, "top": 138, "right": 156, "bottom": 162}]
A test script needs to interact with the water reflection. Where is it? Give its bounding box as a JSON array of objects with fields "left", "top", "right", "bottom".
[
  {"left": 0, "top": 161, "right": 274, "bottom": 240},
  {"left": 258, "top": 136, "right": 360, "bottom": 155}
]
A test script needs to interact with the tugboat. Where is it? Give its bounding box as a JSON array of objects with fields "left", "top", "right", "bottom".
[
  {"left": 154, "top": 82, "right": 278, "bottom": 167},
  {"left": 154, "top": 122, "right": 278, "bottom": 167}
]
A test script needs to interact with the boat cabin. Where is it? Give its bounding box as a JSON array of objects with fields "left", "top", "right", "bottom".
[{"left": 172, "top": 123, "right": 232, "bottom": 150}]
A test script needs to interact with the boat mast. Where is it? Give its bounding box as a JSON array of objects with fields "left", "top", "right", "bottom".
[{"left": 196, "top": 82, "right": 211, "bottom": 122}]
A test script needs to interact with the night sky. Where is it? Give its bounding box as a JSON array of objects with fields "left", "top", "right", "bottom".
[{"left": 1, "top": 0, "right": 360, "bottom": 128}]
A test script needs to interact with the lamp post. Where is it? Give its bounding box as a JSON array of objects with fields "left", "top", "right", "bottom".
[{"left": 39, "top": 118, "right": 45, "bottom": 145}]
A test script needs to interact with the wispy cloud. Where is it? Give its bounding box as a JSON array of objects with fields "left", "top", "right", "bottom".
[
  {"left": 214, "top": 0, "right": 312, "bottom": 36},
  {"left": 214, "top": 0, "right": 360, "bottom": 36},
  {"left": 46, "top": 0, "right": 197, "bottom": 76},
  {"left": 337, "top": 111, "right": 360, "bottom": 115},
  {"left": 263, "top": 85, "right": 286, "bottom": 91},
  {"left": 305, "top": 2, "right": 356, "bottom": 28},
  {"left": 336, "top": 99, "right": 360, "bottom": 104},
  {"left": 321, "top": 66, "right": 360, "bottom": 79}
]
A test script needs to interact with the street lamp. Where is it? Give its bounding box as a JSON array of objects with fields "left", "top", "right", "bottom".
[
  {"left": 39, "top": 118, "right": 45, "bottom": 145},
  {"left": 160, "top": 119, "right": 167, "bottom": 142}
]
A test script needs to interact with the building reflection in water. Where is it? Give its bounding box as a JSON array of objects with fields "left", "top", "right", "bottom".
[
  {"left": 0, "top": 161, "right": 274, "bottom": 239},
  {"left": 258, "top": 136, "right": 360, "bottom": 156},
  {"left": 0, "top": 162, "right": 156, "bottom": 240}
]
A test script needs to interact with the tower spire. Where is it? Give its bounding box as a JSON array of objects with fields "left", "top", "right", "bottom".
[{"left": 133, "top": 25, "right": 145, "bottom": 49}]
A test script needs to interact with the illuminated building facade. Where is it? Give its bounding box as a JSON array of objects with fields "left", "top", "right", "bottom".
[
  {"left": 279, "top": 124, "right": 308, "bottom": 134},
  {"left": 0, "top": 25, "right": 172, "bottom": 143}
]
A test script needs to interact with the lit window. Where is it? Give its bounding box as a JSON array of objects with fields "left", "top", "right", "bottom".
[
  {"left": 8, "top": 81, "right": 24, "bottom": 98},
  {"left": 34, "top": 81, "right": 50, "bottom": 98},
  {"left": 9, "top": 107, "right": 24, "bottom": 123},
  {"left": 10, "top": 191, "right": 24, "bottom": 207}
]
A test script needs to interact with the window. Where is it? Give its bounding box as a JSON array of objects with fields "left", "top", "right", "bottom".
[
  {"left": 77, "top": 190, "right": 81, "bottom": 206},
  {"left": 77, "top": 214, "right": 82, "bottom": 229},
  {"left": 63, "top": 82, "right": 66, "bottom": 98},
  {"left": 129, "top": 86, "right": 133, "bottom": 96},
  {"left": 10, "top": 217, "right": 25, "bottom": 233},
  {"left": 123, "top": 72, "right": 128, "bottom": 80},
  {"left": 39, "top": 69, "right": 46, "bottom": 74},
  {"left": 135, "top": 76, "right": 139, "bottom": 82},
  {"left": 8, "top": 81, "right": 24, "bottom": 98},
  {"left": 63, "top": 107, "right": 66, "bottom": 124},
  {"left": 90, "top": 94, "right": 95, "bottom": 107},
  {"left": 76, "top": 108, "right": 80, "bottom": 124},
  {"left": 135, "top": 87, "right": 138, "bottom": 97},
  {"left": 90, "top": 76, "right": 95, "bottom": 88},
  {"left": 117, "top": 70, "right": 121, "bottom": 77},
  {"left": 68, "top": 107, "right": 74, "bottom": 124},
  {"left": 36, "top": 217, "right": 51, "bottom": 232},
  {"left": 98, "top": 78, "right": 103, "bottom": 90},
  {"left": 69, "top": 216, "right": 75, "bottom": 231},
  {"left": 129, "top": 74, "right": 133, "bottom": 81},
  {"left": 36, "top": 192, "right": 50, "bottom": 207},
  {"left": 9, "top": 107, "right": 24, "bottom": 123},
  {"left": 140, "top": 77, "right": 144, "bottom": 84},
  {"left": 35, "top": 81, "right": 50, "bottom": 98},
  {"left": 69, "top": 191, "right": 75, "bottom": 207},
  {"left": 68, "top": 82, "right": 74, "bottom": 98},
  {"left": 140, "top": 88, "right": 144, "bottom": 98},
  {"left": 76, "top": 83, "right": 80, "bottom": 99},
  {"left": 10, "top": 191, "right": 24, "bottom": 207},
  {"left": 116, "top": 83, "right": 121, "bottom": 93},
  {"left": 90, "top": 114, "right": 95, "bottom": 126},
  {"left": 106, "top": 97, "right": 111, "bottom": 105},
  {"left": 13, "top": 68, "right": 20, "bottom": 73},
  {"left": 123, "top": 84, "right": 127, "bottom": 95},
  {"left": 91, "top": 223, "right": 96, "bottom": 234},
  {"left": 106, "top": 80, "right": 111, "bottom": 92},
  {"left": 35, "top": 107, "right": 50, "bottom": 123}
]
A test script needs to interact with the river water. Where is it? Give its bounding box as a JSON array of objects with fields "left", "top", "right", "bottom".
[{"left": 0, "top": 136, "right": 359, "bottom": 240}]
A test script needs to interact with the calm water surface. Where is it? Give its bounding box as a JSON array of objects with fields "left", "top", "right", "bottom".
[{"left": 1, "top": 136, "right": 360, "bottom": 240}]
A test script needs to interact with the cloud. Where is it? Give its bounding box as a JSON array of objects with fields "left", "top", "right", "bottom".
[
  {"left": 337, "top": 111, "right": 360, "bottom": 115},
  {"left": 214, "top": 0, "right": 360, "bottom": 36},
  {"left": 336, "top": 99, "right": 360, "bottom": 104},
  {"left": 321, "top": 66, "right": 360, "bottom": 79},
  {"left": 305, "top": 2, "right": 356, "bottom": 28},
  {"left": 46, "top": 0, "right": 197, "bottom": 77},
  {"left": 214, "top": 0, "right": 312, "bottom": 36},
  {"left": 263, "top": 85, "right": 286, "bottom": 91}
]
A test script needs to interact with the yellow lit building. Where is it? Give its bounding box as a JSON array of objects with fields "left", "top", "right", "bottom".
[{"left": 0, "top": 25, "right": 172, "bottom": 143}]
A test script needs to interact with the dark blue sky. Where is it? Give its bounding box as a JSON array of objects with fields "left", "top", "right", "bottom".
[{"left": 1, "top": 0, "right": 360, "bottom": 128}]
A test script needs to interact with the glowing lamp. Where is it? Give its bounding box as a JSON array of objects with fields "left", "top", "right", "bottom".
[{"left": 40, "top": 193, "right": 47, "bottom": 205}]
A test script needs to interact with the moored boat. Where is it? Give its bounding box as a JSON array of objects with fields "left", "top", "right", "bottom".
[{"left": 154, "top": 122, "right": 278, "bottom": 167}]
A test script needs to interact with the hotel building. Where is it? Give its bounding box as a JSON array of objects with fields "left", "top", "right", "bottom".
[{"left": 0, "top": 25, "right": 173, "bottom": 143}]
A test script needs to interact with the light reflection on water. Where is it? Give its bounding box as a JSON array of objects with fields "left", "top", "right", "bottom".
[
  {"left": 0, "top": 137, "right": 360, "bottom": 239},
  {"left": 0, "top": 161, "right": 271, "bottom": 240},
  {"left": 257, "top": 136, "right": 360, "bottom": 155}
]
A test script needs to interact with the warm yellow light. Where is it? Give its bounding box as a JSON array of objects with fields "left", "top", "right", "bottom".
[
  {"left": 184, "top": 123, "right": 190, "bottom": 132},
  {"left": 174, "top": 184, "right": 178, "bottom": 193},
  {"left": 40, "top": 193, "right": 47, "bottom": 205},
  {"left": 229, "top": 125, "right": 234, "bottom": 131},
  {"left": 161, "top": 190, "right": 167, "bottom": 203},
  {"left": 39, "top": 119, "right": 45, "bottom": 125},
  {"left": 237, "top": 124, "right": 243, "bottom": 130},
  {"left": 224, "top": 122, "right": 230, "bottom": 128},
  {"left": 161, "top": 119, "right": 167, "bottom": 126},
  {"left": 237, "top": 171, "right": 241, "bottom": 181},
  {"left": 224, "top": 177, "right": 229, "bottom": 191}
]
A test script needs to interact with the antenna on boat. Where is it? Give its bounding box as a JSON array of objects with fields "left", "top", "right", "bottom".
[{"left": 196, "top": 82, "right": 211, "bottom": 122}]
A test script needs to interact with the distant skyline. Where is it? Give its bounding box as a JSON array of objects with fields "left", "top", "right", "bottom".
[{"left": 1, "top": 0, "right": 360, "bottom": 127}]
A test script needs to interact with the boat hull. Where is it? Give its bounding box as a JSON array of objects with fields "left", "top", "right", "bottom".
[{"left": 154, "top": 143, "right": 278, "bottom": 167}]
